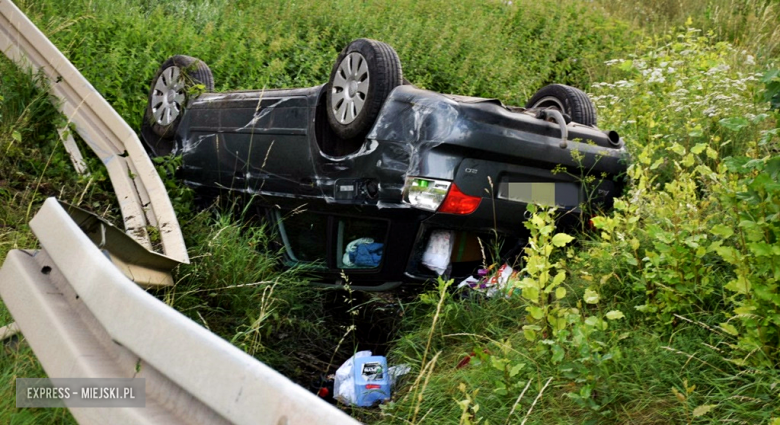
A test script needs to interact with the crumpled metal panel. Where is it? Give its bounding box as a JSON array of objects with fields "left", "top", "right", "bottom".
[{"left": 175, "top": 83, "right": 627, "bottom": 210}]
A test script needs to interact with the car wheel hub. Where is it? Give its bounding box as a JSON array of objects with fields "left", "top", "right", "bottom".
[
  {"left": 151, "top": 66, "right": 186, "bottom": 126},
  {"left": 331, "top": 52, "right": 369, "bottom": 125}
]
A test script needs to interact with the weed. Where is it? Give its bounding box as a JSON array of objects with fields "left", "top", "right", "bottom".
[
  {"left": 593, "top": 0, "right": 780, "bottom": 59},
  {"left": 2, "top": 0, "right": 780, "bottom": 424}
]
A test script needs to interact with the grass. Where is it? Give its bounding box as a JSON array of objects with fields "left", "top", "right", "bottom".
[
  {"left": 14, "top": 0, "right": 640, "bottom": 128},
  {"left": 593, "top": 0, "right": 780, "bottom": 60},
  {"left": 376, "top": 285, "right": 780, "bottom": 424},
  {"left": 158, "top": 204, "right": 353, "bottom": 380},
  {"left": 0, "top": 338, "right": 74, "bottom": 424},
  {"left": 0, "top": 0, "right": 779, "bottom": 423}
]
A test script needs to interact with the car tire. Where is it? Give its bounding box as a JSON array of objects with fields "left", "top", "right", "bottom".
[
  {"left": 526, "top": 84, "right": 597, "bottom": 127},
  {"left": 326, "top": 39, "right": 403, "bottom": 140},
  {"left": 144, "top": 55, "right": 214, "bottom": 139}
]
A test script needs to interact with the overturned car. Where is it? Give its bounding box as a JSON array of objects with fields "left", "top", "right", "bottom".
[{"left": 140, "top": 39, "right": 628, "bottom": 290}]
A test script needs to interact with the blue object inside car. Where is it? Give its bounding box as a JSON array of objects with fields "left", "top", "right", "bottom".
[{"left": 350, "top": 242, "right": 383, "bottom": 268}]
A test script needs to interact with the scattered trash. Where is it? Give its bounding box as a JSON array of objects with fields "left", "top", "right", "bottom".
[
  {"left": 354, "top": 355, "right": 391, "bottom": 407},
  {"left": 333, "top": 351, "right": 409, "bottom": 407},
  {"left": 343, "top": 238, "right": 384, "bottom": 268},
  {"left": 456, "top": 349, "right": 491, "bottom": 369},
  {"left": 457, "top": 263, "right": 515, "bottom": 298},
  {"left": 422, "top": 230, "right": 455, "bottom": 275},
  {"left": 389, "top": 363, "right": 411, "bottom": 384},
  {"left": 313, "top": 374, "right": 335, "bottom": 403}
]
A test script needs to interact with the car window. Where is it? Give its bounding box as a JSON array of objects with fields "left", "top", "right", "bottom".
[
  {"left": 336, "top": 218, "right": 388, "bottom": 270},
  {"left": 276, "top": 211, "right": 328, "bottom": 265}
]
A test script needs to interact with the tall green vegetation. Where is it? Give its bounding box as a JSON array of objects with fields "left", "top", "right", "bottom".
[
  {"left": 594, "top": 0, "right": 780, "bottom": 59},
  {"left": 1, "top": 0, "right": 779, "bottom": 424},
  {"left": 16, "top": 0, "right": 637, "bottom": 130},
  {"left": 0, "top": 55, "right": 119, "bottom": 259},
  {"left": 587, "top": 26, "right": 779, "bottom": 367},
  {"left": 0, "top": 57, "right": 112, "bottom": 425},
  {"left": 381, "top": 24, "right": 779, "bottom": 424}
]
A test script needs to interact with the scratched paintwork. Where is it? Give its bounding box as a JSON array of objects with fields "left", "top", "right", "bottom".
[{"left": 141, "top": 82, "right": 628, "bottom": 288}]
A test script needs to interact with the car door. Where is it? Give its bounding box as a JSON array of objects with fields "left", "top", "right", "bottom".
[
  {"left": 217, "top": 92, "right": 315, "bottom": 195},
  {"left": 180, "top": 89, "right": 318, "bottom": 195}
]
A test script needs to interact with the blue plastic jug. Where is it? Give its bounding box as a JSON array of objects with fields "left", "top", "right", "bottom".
[{"left": 353, "top": 355, "right": 391, "bottom": 407}]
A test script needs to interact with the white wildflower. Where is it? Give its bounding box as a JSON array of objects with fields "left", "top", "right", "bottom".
[
  {"left": 647, "top": 68, "right": 665, "bottom": 83},
  {"left": 706, "top": 64, "right": 730, "bottom": 75}
]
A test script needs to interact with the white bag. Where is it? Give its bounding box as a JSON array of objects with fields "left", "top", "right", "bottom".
[
  {"left": 333, "top": 350, "right": 372, "bottom": 405},
  {"left": 421, "top": 230, "right": 454, "bottom": 275}
]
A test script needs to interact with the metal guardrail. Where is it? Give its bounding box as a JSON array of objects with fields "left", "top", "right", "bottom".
[
  {"left": 0, "top": 3, "right": 360, "bottom": 423},
  {"left": 0, "top": 0, "right": 188, "bottom": 268},
  {"left": 0, "top": 198, "right": 360, "bottom": 425}
]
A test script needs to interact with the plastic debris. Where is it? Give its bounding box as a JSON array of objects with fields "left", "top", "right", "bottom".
[
  {"left": 421, "top": 230, "right": 455, "bottom": 275},
  {"left": 313, "top": 374, "right": 335, "bottom": 402},
  {"left": 334, "top": 351, "right": 370, "bottom": 405},
  {"left": 457, "top": 264, "right": 515, "bottom": 297},
  {"left": 456, "top": 349, "right": 492, "bottom": 369},
  {"left": 333, "top": 351, "right": 409, "bottom": 407},
  {"left": 388, "top": 363, "right": 411, "bottom": 385},
  {"left": 354, "top": 356, "right": 391, "bottom": 407}
]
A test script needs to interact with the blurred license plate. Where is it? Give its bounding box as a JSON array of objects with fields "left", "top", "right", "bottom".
[{"left": 497, "top": 182, "right": 580, "bottom": 207}]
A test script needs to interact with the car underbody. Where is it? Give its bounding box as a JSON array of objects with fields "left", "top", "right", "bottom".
[{"left": 140, "top": 40, "right": 628, "bottom": 289}]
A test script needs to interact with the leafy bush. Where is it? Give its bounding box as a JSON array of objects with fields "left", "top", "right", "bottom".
[
  {"left": 585, "top": 26, "right": 780, "bottom": 369},
  {"left": 16, "top": 0, "right": 639, "bottom": 133},
  {"left": 4, "top": 1, "right": 780, "bottom": 423},
  {"left": 712, "top": 155, "right": 780, "bottom": 367},
  {"left": 765, "top": 68, "right": 780, "bottom": 110},
  {"left": 591, "top": 26, "right": 771, "bottom": 183}
]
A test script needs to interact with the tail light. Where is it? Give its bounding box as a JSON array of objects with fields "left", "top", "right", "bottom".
[
  {"left": 403, "top": 177, "right": 481, "bottom": 215},
  {"left": 438, "top": 183, "right": 481, "bottom": 215}
]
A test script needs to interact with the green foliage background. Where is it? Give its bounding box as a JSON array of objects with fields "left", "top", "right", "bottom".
[{"left": 1, "top": 0, "right": 779, "bottom": 424}]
